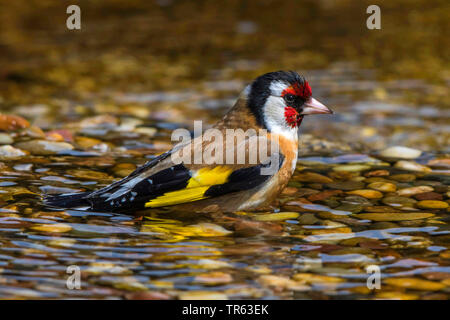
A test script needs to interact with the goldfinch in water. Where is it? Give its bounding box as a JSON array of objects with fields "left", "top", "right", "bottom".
[{"left": 45, "top": 71, "right": 333, "bottom": 213}]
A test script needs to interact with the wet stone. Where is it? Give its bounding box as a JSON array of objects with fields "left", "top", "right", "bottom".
[
  {"left": 384, "top": 278, "right": 445, "bottom": 291},
  {"left": 364, "top": 206, "right": 401, "bottom": 213},
  {"left": 281, "top": 187, "right": 299, "bottom": 195},
  {"left": 423, "top": 174, "right": 450, "bottom": 185},
  {"left": 297, "top": 213, "right": 320, "bottom": 225},
  {"left": 394, "top": 161, "right": 432, "bottom": 173},
  {"left": 295, "top": 172, "right": 333, "bottom": 183},
  {"left": 369, "top": 222, "right": 399, "bottom": 229},
  {"left": 322, "top": 198, "right": 341, "bottom": 208},
  {"left": 414, "top": 192, "right": 443, "bottom": 201},
  {"left": 0, "top": 145, "right": 27, "bottom": 158},
  {"left": 45, "top": 132, "right": 65, "bottom": 142},
  {"left": 332, "top": 164, "right": 371, "bottom": 172},
  {"left": 342, "top": 195, "right": 373, "bottom": 205},
  {"left": 376, "top": 292, "right": 419, "bottom": 300},
  {"left": 308, "top": 183, "right": 323, "bottom": 190},
  {"left": 328, "top": 171, "right": 358, "bottom": 181},
  {"left": 125, "top": 291, "right": 170, "bottom": 300},
  {"left": 347, "top": 189, "right": 383, "bottom": 199},
  {"left": 327, "top": 181, "right": 365, "bottom": 191},
  {"left": 421, "top": 293, "right": 448, "bottom": 300},
  {"left": 413, "top": 180, "right": 442, "bottom": 187},
  {"left": 364, "top": 177, "right": 389, "bottom": 183},
  {"left": 368, "top": 182, "right": 397, "bottom": 193},
  {"left": 0, "top": 133, "right": 14, "bottom": 145},
  {"left": 397, "top": 186, "right": 434, "bottom": 196},
  {"left": 295, "top": 188, "right": 320, "bottom": 197},
  {"left": 75, "top": 136, "right": 103, "bottom": 149},
  {"left": 307, "top": 190, "right": 343, "bottom": 202},
  {"left": 254, "top": 212, "right": 299, "bottom": 221},
  {"left": 292, "top": 273, "right": 344, "bottom": 283},
  {"left": 32, "top": 223, "right": 72, "bottom": 233},
  {"left": 365, "top": 169, "right": 390, "bottom": 177},
  {"left": 354, "top": 212, "right": 434, "bottom": 221},
  {"left": 390, "top": 174, "right": 416, "bottom": 182},
  {"left": 257, "top": 275, "right": 309, "bottom": 291},
  {"left": 183, "top": 223, "right": 232, "bottom": 237},
  {"left": 288, "top": 181, "right": 304, "bottom": 188},
  {"left": 66, "top": 169, "right": 113, "bottom": 181},
  {"left": 20, "top": 126, "right": 46, "bottom": 139},
  {"left": 440, "top": 251, "right": 450, "bottom": 259},
  {"left": 317, "top": 211, "right": 350, "bottom": 219},
  {"left": 333, "top": 203, "right": 364, "bottom": 213},
  {"left": 379, "top": 146, "right": 422, "bottom": 159},
  {"left": 14, "top": 140, "right": 74, "bottom": 155},
  {"left": 382, "top": 196, "right": 417, "bottom": 207},
  {"left": 428, "top": 158, "right": 450, "bottom": 168},
  {"left": 78, "top": 115, "right": 119, "bottom": 129},
  {"left": 0, "top": 114, "right": 30, "bottom": 131},
  {"left": 416, "top": 200, "right": 449, "bottom": 209},
  {"left": 113, "top": 163, "right": 137, "bottom": 177},
  {"left": 193, "top": 272, "right": 233, "bottom": 285}
]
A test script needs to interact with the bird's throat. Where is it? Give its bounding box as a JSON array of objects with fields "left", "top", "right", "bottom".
[{"left": 284, "top": 107, "right": 303, "bottom": 128}]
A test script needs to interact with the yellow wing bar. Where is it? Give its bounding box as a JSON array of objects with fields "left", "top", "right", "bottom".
[{"left": 145, "top": 166, "right": 233, "bottom": 208}]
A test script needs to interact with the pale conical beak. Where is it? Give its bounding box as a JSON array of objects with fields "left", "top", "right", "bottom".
[{"left": 301, "top": 97, "right": 333, "bottom": 115}]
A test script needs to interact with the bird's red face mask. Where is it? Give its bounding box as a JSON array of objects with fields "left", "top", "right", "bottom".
[{"left": 282, "top": 81, "right": 333, "bottom": 128}]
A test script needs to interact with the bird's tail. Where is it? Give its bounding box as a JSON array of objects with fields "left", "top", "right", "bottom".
[{"left": 44, "top": 192, "right": 91, "bottom": 209}]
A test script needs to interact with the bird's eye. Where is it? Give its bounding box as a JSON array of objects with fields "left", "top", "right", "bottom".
[{"left": 284, "top": 94, "right": 295, "bottom": 105}]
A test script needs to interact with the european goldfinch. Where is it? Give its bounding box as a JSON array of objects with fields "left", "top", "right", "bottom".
[{"left": 45, "top": 71, "right": 333, "bottom": 213}]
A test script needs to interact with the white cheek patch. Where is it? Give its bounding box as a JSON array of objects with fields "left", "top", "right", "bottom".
[
  {"left": 263, "top": 96, "right": 298, "bottom": 140},
  {"left": 269, "top": 81, "right": 289, "bottom": 96},
  {"left": 263, "top": 95, "right": 287, "bottom": 128}
]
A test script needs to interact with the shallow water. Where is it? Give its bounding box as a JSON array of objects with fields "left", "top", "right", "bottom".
[{"left": 0, "top": 0, "right": 449, "bottom": 299}]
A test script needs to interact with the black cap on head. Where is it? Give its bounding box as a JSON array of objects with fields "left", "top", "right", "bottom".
[{"left": 247, "top": 71, "right": 305, "bottom": 128}]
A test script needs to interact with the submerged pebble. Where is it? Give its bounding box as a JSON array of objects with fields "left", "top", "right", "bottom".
[
  {"left": 327, "top": 181, "right": 365, "bottom": 191},
  {"left": 382, "top": 196, "right": 417, "bottom": 207},
  {"left": 75, "top": 136, "right": 103, "bottom": 149},
  {"left": 257, "top": 275, "right": 309, "bottom": 291},
  {"left": 0, "top": 145, "right": 27, "bottom": 158},
  {"left": 0, "top": 114, "right": 30, "bottom": 131},
  {"left": 112, "top": 163, "right": 137, "bottom": 177},
  {"left": 178, "top": 291, "right": 228, "bottom": 300},
  {"left": 368, "top": 182, "right": 397, "bottom": 193},
  {"left": 397, "top": 186, "right": 434, "bottom": 196},
  {"left": 384, "top": 278, "right": 445, "bottom": 291},
  {"left": 365, "top": 169, "right": 390, "bottom": 177},
  {"left": 254, "top": 212, "right": 299, "bottom": 221},
  {"left": 0, "top": 133, "right": 14, "bottom": 145},
  {"left": 193, "top": 272, "right": 233, "bottom": 285},
  {"left": 295, "top": 172, "right": 333, "bottom": 183},
  {"left": 332, "top": 164, "right": 371, "bottom": 172},
  {"left": 347, "top": 189, "right": 383, "bottom": 199},
  {"left": 416, "top": 200, "right": 449, "bottom": 209},
  {"left": 390, "top": 174, "right": 416, "bottom": 182},
  {"left": 354, "top": 212, "right": 434, "bottom": 221},
  {"left": 32, "top": 223, "right": 72, "bottom": 233},
  {"left": 292, "top": 273, "right": 344, "bottom": 283},
  {"left": 379, "top": 146, "right": 422, "bottom": 159},
  {"left": 394, "top": 161, "right": 432, "bottom": 173},
  {"left": 414, "top": 192, "right": 443, "bottom": 201},
  {"left": 15, "top": 140, "right": 74, "bottom": 155}
]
